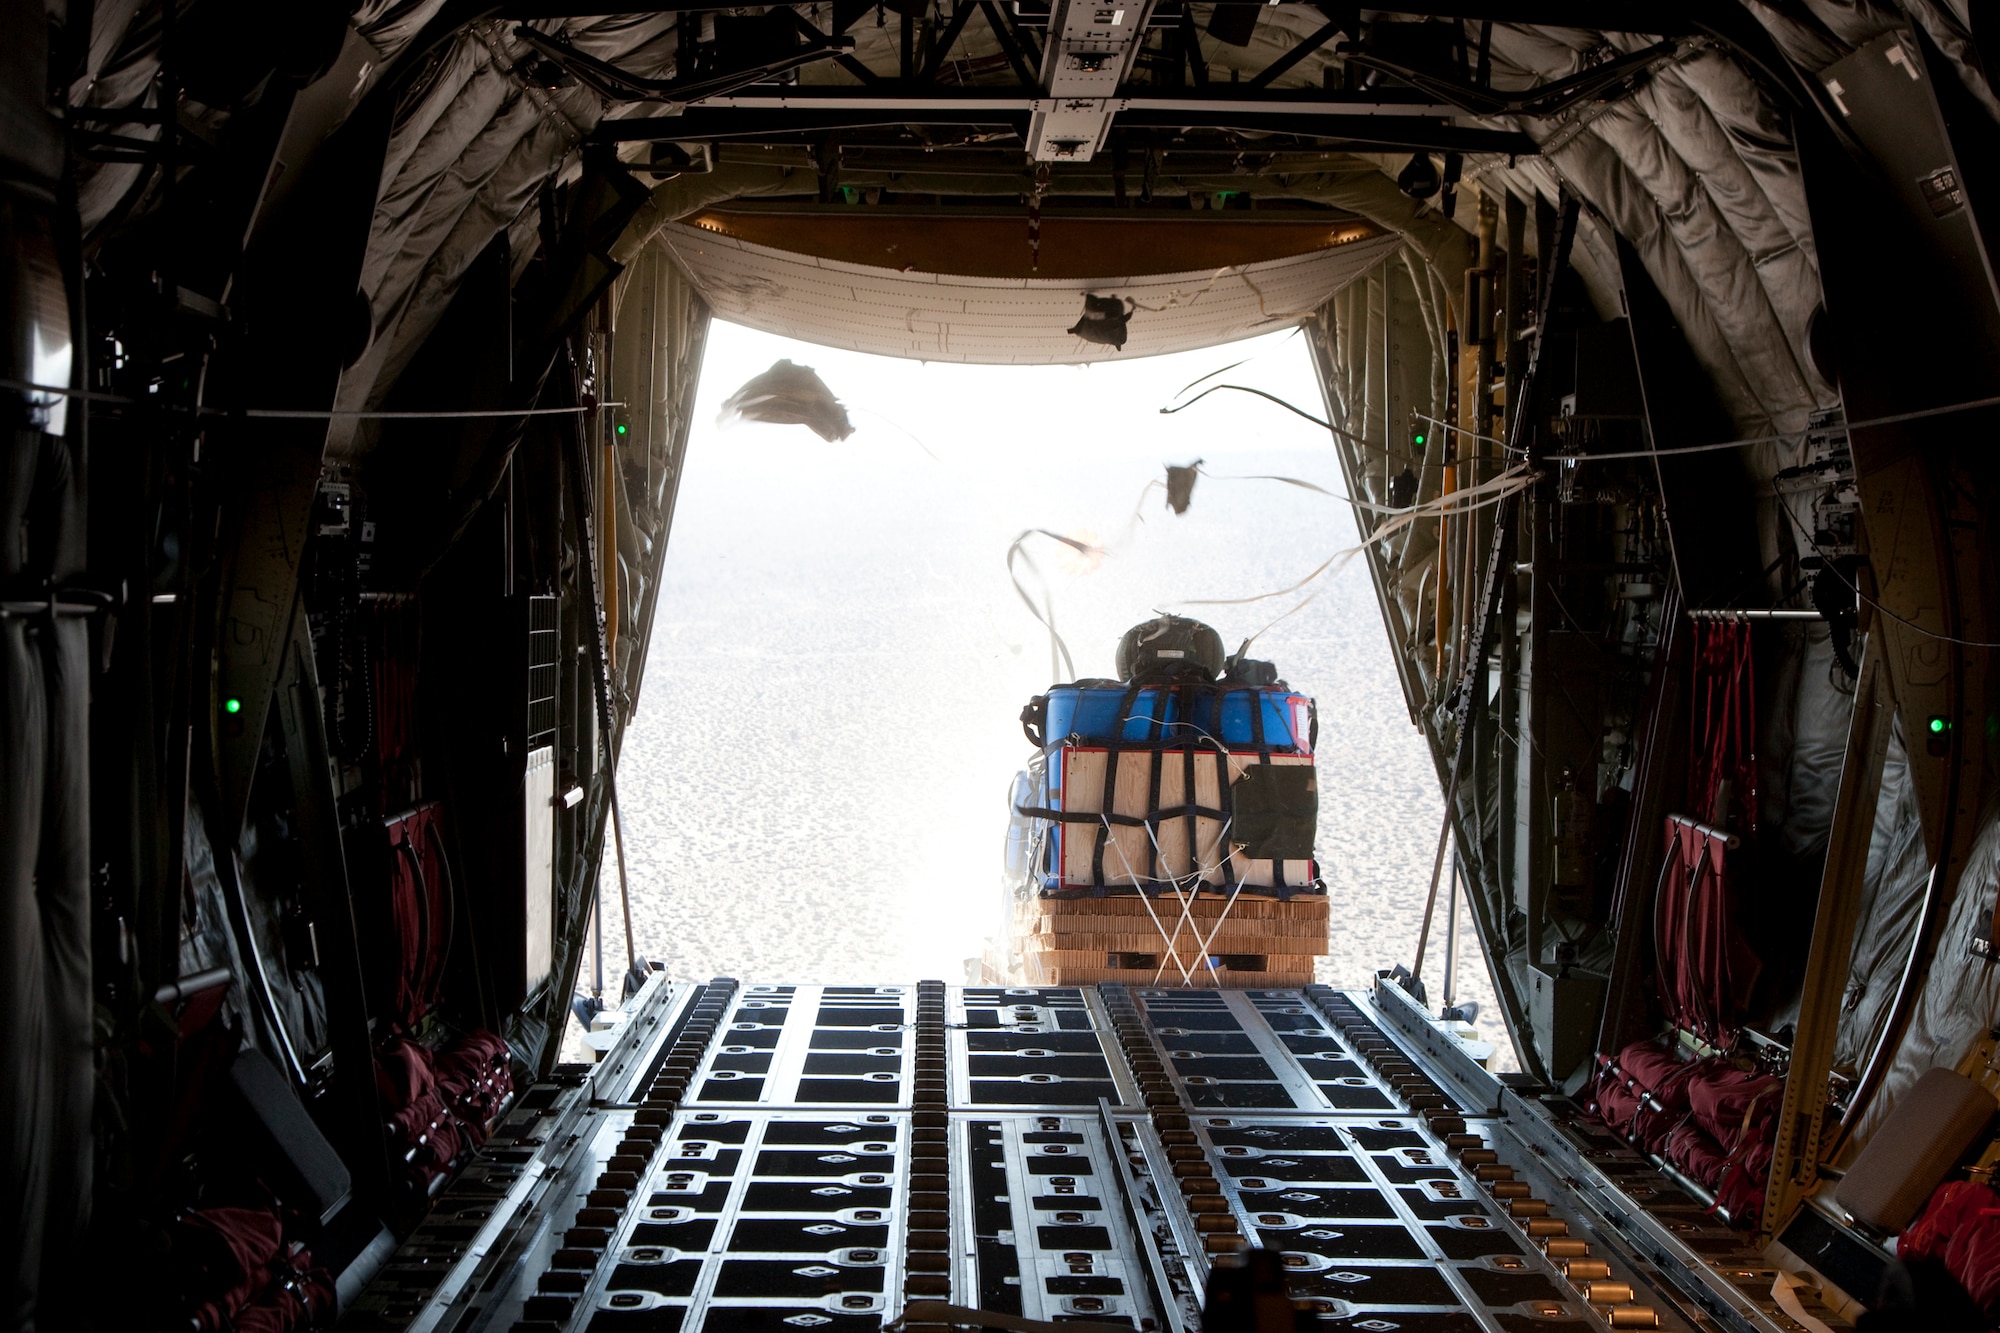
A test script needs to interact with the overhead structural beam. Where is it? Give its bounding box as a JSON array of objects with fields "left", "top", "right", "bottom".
[
  {"left": 1026, "top": 0, "right": 1156, "bottom": 161},
  {"left": 977, "top": 0, "right": 1043, "bottom": 85},
  {"left": 599, "top": 108, "right": 1021, "bottom": 140},
  {"left": 920, "top": 0, "right": 980, "bottom": 83},
  {"left": 1112, "top": 110, "right": 1526, "bottom": 150},
  {"left": 596, "top": 97, "right": 1533, "bottom": 155},
  {"left": 1246, "top": 15, "right": 1346, "bottom": 90},
  {"left": 781, "top": 9, "right": 883, "bottom": 86},
  {"left": 516, "top": 0, "right": 1563, "bottom": 162},
  {"left": 497, "top": 0, "right": 1699, "bottom": 31},
  {"left": 1343, "top": 36, "right": 1682, "bottom": 119},
  {"left": 1357, "top": 0, "right": 1692, "bottom": 25},
  {"left": 599, "top": 109, "right": 1528, "bottom": 154},
  {"left": 1179, "top": 7, "right": 1210, "bottom": 87},
  {"left": 513, "top": 24, "right": 855, "bottom": 104},
  {"left": 621, "top": 88, "right": 1465, "bottom": 114}
]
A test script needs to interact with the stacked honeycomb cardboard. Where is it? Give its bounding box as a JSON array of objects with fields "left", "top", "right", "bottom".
[{"left": 1012, "top": 892, "right": 1328, "bottom": 988}]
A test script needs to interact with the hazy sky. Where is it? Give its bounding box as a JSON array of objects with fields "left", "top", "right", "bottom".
[{"left": 607, "top": 317, "right": 1510, "bottom": 1058}]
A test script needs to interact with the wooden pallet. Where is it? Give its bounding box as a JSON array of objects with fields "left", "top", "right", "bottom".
[
  {"left": 1018, "top": 897, "right": 1328, "bottom": 945},
  {"left": 1021, "top": 959, "right": 1317, "bottom": 988},
  {"left": 1010, "top": 890, "right": 1329, "bottom": 990},
  {"left": 1026, "top": 894, "right": 1330, "bottom": 921}
]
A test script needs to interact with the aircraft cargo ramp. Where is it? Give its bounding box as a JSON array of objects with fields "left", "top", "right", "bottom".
[{"left": 346, "top": 978, "right": 1854, "bottom": 1333}]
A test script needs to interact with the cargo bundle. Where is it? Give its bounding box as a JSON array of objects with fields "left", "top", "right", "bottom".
[{"left": 992, "top": 616, "right": 1330, "bottom": 989}]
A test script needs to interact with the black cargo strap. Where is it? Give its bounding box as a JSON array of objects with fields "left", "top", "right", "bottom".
[
  {"left": 1204, "top": 731, "right": 1242, "bottom": 896},
  {"left": 1246, "top": 686, "right": 1285, "bottom": 893},
  {"left": 1014, "top": 803, "right": 1229, "bottom": 825},
  {"left": 1181, "top": 714, "right": 1200, "bottom": 892},
  {"left": 1025, "top": 681, "right": 1316, "bottom": 897},
  {"left": 1142, "top": 685, "right": 1169, "bottom": 880},
  {"left": 1037, "top": 736, "right": 1244, "bottom": 898},
  {"left": 1088, "top": 679, "right": 1148, "bottom": 891}
]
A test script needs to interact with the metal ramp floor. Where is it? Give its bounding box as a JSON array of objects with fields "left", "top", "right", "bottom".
[{"left": 346, "top": 980, "right": 1847, "bottom": 1333}]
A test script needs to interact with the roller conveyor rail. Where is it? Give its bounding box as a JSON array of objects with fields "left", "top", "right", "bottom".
[{"left": 346, "top": 980, "right": 1853, "bottom": 1333}]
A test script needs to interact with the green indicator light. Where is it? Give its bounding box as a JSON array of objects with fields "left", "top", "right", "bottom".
[
  {"left": 1415, "top": 433, "right": 1426, "bottom": 445},
  {"left": 1930, "top": 716, "right": 1948, "bottom": 733},
  {"left": 615, "top": 422, "right": 627, "bottom": 435},
  {"left": 224, "top": 697, "right": 242, "bottom": 715}
]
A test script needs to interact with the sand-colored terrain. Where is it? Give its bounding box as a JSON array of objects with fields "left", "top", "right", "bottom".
[{"left": 600, "top": 323, "right": 1518, "bottom": 1068}]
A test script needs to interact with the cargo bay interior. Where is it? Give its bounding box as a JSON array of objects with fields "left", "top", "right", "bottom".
[{"left": 4, "top": 3, "right": 2000, "bottom": 1333}]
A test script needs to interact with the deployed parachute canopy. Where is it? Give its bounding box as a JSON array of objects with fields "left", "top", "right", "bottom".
[{"left": 717, "top": 359, "right": 855, "bottom": 441}]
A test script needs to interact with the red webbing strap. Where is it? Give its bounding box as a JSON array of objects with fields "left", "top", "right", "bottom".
[
  {"left": 388, "top": 829, "right": 424, "bottom": 1026},
  {"left": 1660, "top": 620, "right": 1760, "bottom": 1044},
  {"left": 386, "top": 804, "right": 453, "bottom": 1028},
  {"left": 1709, "top": 1087, "right": 1778, "bottom": 1214},
  {"left": 1687, "top": 825, "right": 1730, "bottom": 1043},
  {"left": 376, "top": 1030, "right": 515, "bottom": 1187},
  {"left": 1654, "top": 819, "right": 1744, "bottom": 1046},
  {"left": 1690, "top": 620, "right": 1758, "bottom": 834}
]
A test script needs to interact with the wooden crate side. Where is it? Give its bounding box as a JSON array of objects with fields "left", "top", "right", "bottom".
[
  {"left": 1028, "top": 893, "right": 1328, "bottom": 920},
  {"left": 1054, "top": 749, "right": 1317, "bottom": 890},
  {"left": 1031, "top": 920, "right": 1321, "bottom": 938},
  {"left": 1022, "top": 910, "right": 1328, "bottom": 949},
  {"left": 1035, "top": 965, "right": 1317, "bottom": 989},
  {"left": 1032, "top": 928, "right": 1328, "bottom": 948},
  {"left": 1029, "top": 946, "right": 1321, "bottom": 967}
]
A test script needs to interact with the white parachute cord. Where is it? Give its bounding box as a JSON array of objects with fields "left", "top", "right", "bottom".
[
  {"left": 1102, "top": 824, "right": 1200, "bottom": 987},
  {"left": 1176, "top": 466, "right": 1536, "bottom": 609},
  {"left": 1140, "top": 813, "right": 1235, "bottom": 986}
]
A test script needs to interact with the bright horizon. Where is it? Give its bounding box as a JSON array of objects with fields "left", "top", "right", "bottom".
[{"left": 603, "top": 317, "right": 1515, "bottom": 1065}]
